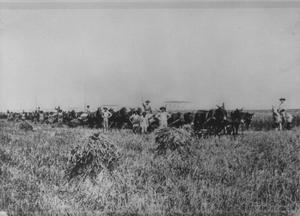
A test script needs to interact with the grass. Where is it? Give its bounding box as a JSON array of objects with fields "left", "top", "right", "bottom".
[{"left": 1, "top": 120, "right": 300, "bottom": 215}]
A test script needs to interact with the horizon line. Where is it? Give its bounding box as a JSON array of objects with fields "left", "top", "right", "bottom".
[{"left": 2, "top": 107, "right": 300, "bottom": 113}]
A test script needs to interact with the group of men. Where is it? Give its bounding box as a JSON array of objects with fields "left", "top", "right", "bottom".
[
  {"left": 80, "top": 105, "right": 112, "bottom": 131},
  {"left": 19, "top": 107, "right": 46, "bottom": 123},
  {"left": 80, "top": 100, "right": 171, "bottom": 133},
  {"left": 87, "top": 100, "right": 171, "bottom": 133},
  {"left": 20, "top": 106, "right": 62, "bottom": 124},
  {"left": 129, "top": 100, "right": 171, "bottom": 134}
]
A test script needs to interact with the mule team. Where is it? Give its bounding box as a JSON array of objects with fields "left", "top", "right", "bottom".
[{"left": 4, "top": 99, "right": 293, "bottom": 135}]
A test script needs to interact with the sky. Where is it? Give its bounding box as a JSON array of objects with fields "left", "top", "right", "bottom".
[{"left": 0, "top": 1, "right": 300, "bottom": 111}]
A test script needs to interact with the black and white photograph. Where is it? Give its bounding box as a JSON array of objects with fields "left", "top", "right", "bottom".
[{"left": 1, "top": 0, "right": 300, "bottom": 215}]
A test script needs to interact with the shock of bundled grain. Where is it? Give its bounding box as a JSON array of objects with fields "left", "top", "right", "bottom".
[
  {"left": 65, "top": 132, "right": 120, "bottom": 182},
  {"left": 18, "top": 121, "right": 33, "bottom": 131},
  {"left": 155, "top": 127, "right": 192, "bottom": 155}
]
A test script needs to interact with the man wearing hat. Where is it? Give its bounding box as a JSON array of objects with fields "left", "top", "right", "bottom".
[
  {"left": 156, "top": 106, "right": 171, "bottom": 129},
  {"left": 140, "top": 112, "right": 149, "bottom": 134},
  {"left": 278, "top": 98, "right": 288, "bottom": 126},
  {"left": 33, "top": 109, "right": 39, "bottom": 124},
  {"left": 57, "top": 109, "right": 64, "bottom": 124},
  {"left": 39, "top": 110, "right": 45, "bottom": 123},
  {"left": 278, "top": 98, "right": 286, "bottom": 116},
  {"left": 21, "top": 110, "right": 26, "bottom": 121},
  {"left": 278, "top": 98, "right": 286, "bottom": 112},
  {"left": 85, "top": 105, "right": 91, "bottom": 114},
  {"left": 102, "top": 107, "right": 112, "bottom": 131},
  {"left": 54, "top": 106, "right": 62, "bottom": 123},
  {"left": 142, "top": 100, "right": 152, "bottom": 114},
  {"left": 85, "top": 105, "right": 90, "bottom": 114}
]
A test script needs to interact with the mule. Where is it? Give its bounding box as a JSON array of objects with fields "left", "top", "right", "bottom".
[{"left": 230, "top": 109, "right": 254, "bottom": 135}]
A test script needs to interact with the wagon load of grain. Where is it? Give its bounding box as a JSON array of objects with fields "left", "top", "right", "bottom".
[
  {"left": 65, "top": 132, "right": 120, "bottom": 182},
  {"left": 155, "top": 127, "right": 192, "bottom": 155},
  {"left": 18, "top": 121, "right": 33, "bottom": 131}
]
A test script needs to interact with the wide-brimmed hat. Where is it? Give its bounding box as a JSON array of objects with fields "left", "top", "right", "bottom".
[
  {"left": 279, "top": 98, "right": 286, "bottom": 101},
  {"left": 160, "top": 106, "right": 166, "bottom": 111},
  {"left": 145, "top": 100, "right": 150, "bottom": 103}
]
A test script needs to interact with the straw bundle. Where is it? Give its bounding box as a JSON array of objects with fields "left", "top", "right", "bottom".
[
  {"left": 18, "top": 121, "right": 33, "bottom": 131},
  {"left": 155, "top": 127, "right": 192, "bottom": 155},
  {"left": 65, "top": 132, "right": 119, "bottom": 182}
]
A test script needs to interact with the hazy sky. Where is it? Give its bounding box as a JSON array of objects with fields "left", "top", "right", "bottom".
[{"left": 1, "top": 2, "right": 300, "bottom": 111}]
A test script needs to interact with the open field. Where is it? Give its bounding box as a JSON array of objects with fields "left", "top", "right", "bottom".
[{"left": 1, "top": 116, "right": 300, "bottom": 215}]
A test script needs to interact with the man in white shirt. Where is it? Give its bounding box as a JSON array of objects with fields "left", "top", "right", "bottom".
[
  {"left": 85, "top": 105, "right": 91, "bottom": 114},
  {"left": 156, "top": 107, "right": 171, "bottom": 129},
  {"left": 102, "top": 107, "right": 112, "bottom": 131},
  {"left": 142, "top": 100, "right": 152, "bottom": 114},
  {"left": 140, "top": 112, "right": 149, "bottom": 134}
]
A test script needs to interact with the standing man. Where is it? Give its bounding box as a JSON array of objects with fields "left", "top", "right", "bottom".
[
  {"left": 156, "top": 107, "right": 171, "bottom": 129},
  {"left": 37, "top": 107, "right": 41, "bottom": 123},
  {"left": 278, "top": 98, "right": 286, "bottom": 123},
  {"left": 142, "top": 100, "right": 153, "bottom": 125},
  {"left": 58, "top": 109, "right": 64, "bottom": 124},
  {"left": 85, "top": 105, "right": 91, "bottom": 114},
  {"left": 140, "top": 112, "right": 149, "bottom": 134},
  {"left": 21, "top": 110, "right": 26, "bottom": 121},
  {"left": 55, "top": 106, "right": 63, "bottom": 123},
  {"left": 102, "top": 107, "right": 112, "bottom": 132},
  {"left": 39, "top": 110, "right": 45, "bottom": 123},
  {"left": 278, "top": 98, "right": 286, "bottom": 112},
  {"left": 55, "top": 106, "right": 61, "bottom": 120},
  {"left": 33, "top": 107, "right": 40, "bottom": 124},
  {"left": 142, "top": 100, "right": 152, "bottom": 114}
]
